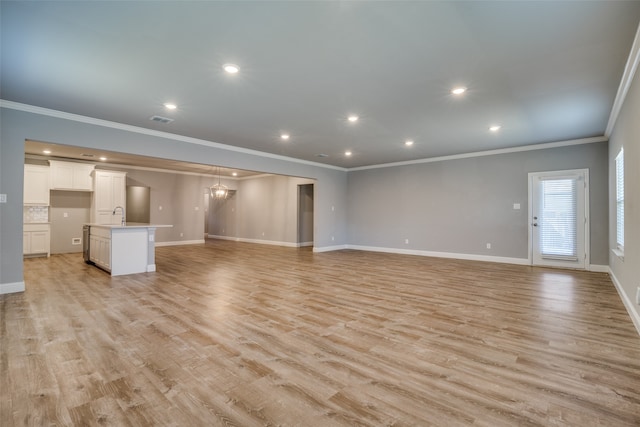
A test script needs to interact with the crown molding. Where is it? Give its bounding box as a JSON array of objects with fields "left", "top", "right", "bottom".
[
  {"left": 348, "top": 136, "right": 608, "bottom": 172},
  {"left": 0, "top": 100, "right": 347, "bottom": 172},
  {"left": 606, "top": 22, "right": 640, "bottom": 137}
]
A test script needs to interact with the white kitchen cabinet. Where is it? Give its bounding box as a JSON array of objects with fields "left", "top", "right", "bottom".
[
  {"left": 23, "top": 223, "right": 50, "bottom": 257},
  {"left": 89, "top": 227, "right": 111, "bottom": 271},
  {"left": 24, "top": 165, "right": 50, "bottom": 205},
  {"left": 91, "top": 170, "right": 127, "bottom": 224},
  {"left": 49, "top": 160, "right": 95, "bottom": 191}
]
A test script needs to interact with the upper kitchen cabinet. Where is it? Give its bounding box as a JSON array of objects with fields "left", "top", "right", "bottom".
[
  {"left": 49, "top": 160, "right": 95, "bottom": 191},
  {"left": 92, "top": 170, "right": 127, "bottom": 224},
  {"left": 24, "top": 164, "right": 50, "bottom": 205}
]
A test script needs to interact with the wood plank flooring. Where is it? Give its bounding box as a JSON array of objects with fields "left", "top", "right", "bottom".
[{"left": 2, "top": 239, "right": 640, "bottom": 426}]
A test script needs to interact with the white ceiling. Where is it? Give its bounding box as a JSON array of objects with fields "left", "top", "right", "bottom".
[{"left": 3, "top": 1, "right": 640, "bottom": 169}]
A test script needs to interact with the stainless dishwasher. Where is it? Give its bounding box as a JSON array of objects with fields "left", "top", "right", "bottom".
[{"left": 82, "top": 225, "right": 91, "bottom": 263}]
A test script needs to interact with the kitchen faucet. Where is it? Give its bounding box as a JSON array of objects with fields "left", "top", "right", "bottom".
[{"left": 112, "top": 206, "right": 126, "bottom": 226}]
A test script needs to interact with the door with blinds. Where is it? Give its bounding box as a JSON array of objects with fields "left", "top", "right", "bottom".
[{"left": 529, "top": 169, "right": 588, "bottom": 269}]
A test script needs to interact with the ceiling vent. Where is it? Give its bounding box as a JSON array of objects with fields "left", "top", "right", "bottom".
[
  {"left": 81, "top": 153, "right": 95, "bottom": 158},
  {"left": 149, "top": 115, "right": 174, "bottom": 124}
]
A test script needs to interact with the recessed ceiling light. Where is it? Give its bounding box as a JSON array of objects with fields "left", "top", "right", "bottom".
[
  {"left": 345, "top": 151, "right": 352, "bottom": 157},
  {"left": 99, "top": 156, "right": 107, "bottom": 161},
  {"left": 452, "top": 87, "right": 467, "bottom": 95},
  {"left": 316, "top": 154, "right": 329, "bottom": 158},
  {"left": 405, "top": 140, "right": 414, "bottom": 147},
  {"left": 164, "top": 103, "right": 177, "bottom": 110},
  {"left": 347, "top": 115, "right": 359, "bottom": 123},
  {"left": 42, "top": 150, "right": 51, "bottom": 155},
  {"left": 281, "top": 133, "right": 290, "bottom": 140},
  {"left": 232, "top": 172, "right": 238, "bottom": 177},
  {"left": 489, "top": 125, "right": 501, "bottom": 132},
  {"left": 223, "top": 63, "right": 240, "bottom": 74}
]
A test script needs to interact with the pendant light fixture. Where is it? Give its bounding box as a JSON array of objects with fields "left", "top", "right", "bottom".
[{"left": 210, "top": 167, "right": 229, "bottom": 199}]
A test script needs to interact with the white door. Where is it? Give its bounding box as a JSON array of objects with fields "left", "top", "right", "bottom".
[{"left": 529, "top": 169, "right": 589, "bottom": 269}]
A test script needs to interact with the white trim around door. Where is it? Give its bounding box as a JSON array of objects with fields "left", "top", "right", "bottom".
[{"left": 528, "top": 169, "right": 590, "bottom": 270}]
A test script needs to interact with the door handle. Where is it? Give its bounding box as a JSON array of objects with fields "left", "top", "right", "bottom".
[{"left": 532, "top": 223, "right": 538, "bottom": 227}]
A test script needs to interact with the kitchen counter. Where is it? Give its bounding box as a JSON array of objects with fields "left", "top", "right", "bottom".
[
  {"left": 86, "top": 223, "right": 173, "bottom": 229},
  {"left": 85, "top": 223, "right": 173, "bottom": 276}
]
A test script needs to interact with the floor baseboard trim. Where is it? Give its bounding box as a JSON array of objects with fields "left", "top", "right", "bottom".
[
  {"left": 0, "top": 281, "right": 26, "bottom": 295},
  {"left": 208, "top": 235, "right": 299, "bottom": 248},
  {"left": 313, "top": 244, "right": 348, "bottom": 253},
  {"left": 608, "top": 268, "right": 640, "bottom": 337},
  {"left": 346, "top": 245, "right": 530, "bottom": 266},
  {"left": 156, "top": 239, "right": 205, "bottom": 247}
]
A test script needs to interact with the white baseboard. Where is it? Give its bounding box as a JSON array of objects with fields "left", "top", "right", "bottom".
[
  {"left": 0, "top": 281, "right": 26, "bottom": 295},
  {"left": 207, "top": 234, "right": 239, "bottom": 241},
  {"left": 147, "top": 264, "right": 156, "bottom": 272},
  {"left": 313, "top": 244, "right": 348, "bottom": 253},
  {"left": 155, "top": 239, "right": 205, "bottom": 247},
  {"left": 588, "top": 264, "right": 610, "bottom": 273},
  {"left": 208, "top": 235, "right": 299, "bottom": 248},
  {"left": 608, "top": 268, "right": 640, "bottom": 336},
  {"left": 345, "top": 245, "right": 530, "bottom": 266},
  {"left": 299, "top": 241, "right": 314, "bottom": 247}
]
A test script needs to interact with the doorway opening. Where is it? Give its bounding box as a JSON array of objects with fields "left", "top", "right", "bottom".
[{"left": 297, "top": 184, "right": 314, "bottom": 247}]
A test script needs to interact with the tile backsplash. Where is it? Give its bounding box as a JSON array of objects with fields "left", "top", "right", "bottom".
[{"left": 24, "top": 206, "right": 49, "bottom": 223}]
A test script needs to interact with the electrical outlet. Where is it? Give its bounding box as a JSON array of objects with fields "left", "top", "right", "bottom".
[
  {"left": 0, "top": 194, "right": 6, "bottom": 203},
  {"left": 180, "top": 232, "right": 184, "bottom": 237},
  {"left": 331, "top": 236, "right": 335, "bottom": 241},
  {"left": 486, "top": 243, "right": 491, "bottom": 249},
  {"left": 405, "top": 238, "right": 409, "bottom": 244}
]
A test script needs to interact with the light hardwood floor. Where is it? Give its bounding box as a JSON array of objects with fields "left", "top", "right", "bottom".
[{"left": 2, "top": 239, "right": 640, "bottom": 426}]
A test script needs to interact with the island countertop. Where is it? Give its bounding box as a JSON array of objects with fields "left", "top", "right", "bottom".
[{"left": 85, "top": 223, "right": 173, "bottom": 229}]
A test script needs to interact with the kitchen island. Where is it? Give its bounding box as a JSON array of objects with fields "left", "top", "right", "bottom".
[{"left": 85, "top": 223, "right": 172, "bottom": 276}]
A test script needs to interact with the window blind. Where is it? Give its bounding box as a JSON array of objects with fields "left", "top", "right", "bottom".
[
  {"left": 540, "top": 178, "right": 577, "bottom": 258},
  {"left": 616, "top": 149, "right": 624, "bottom": 249}
]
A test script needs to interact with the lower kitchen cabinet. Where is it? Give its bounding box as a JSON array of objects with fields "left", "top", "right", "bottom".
[
  {"left": 89, "top": 227, "right": 111, "bottom": 271},
  {"left": 23, "top": 223, "right": 50, "bottom": 257}
]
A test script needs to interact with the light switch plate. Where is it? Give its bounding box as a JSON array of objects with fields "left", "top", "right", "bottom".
[
  {"left": 513, "top": 203, "right": 521, "bottom": 210},
  {"left": 0, "top": 194, "right": 6, "bottom": 203}
]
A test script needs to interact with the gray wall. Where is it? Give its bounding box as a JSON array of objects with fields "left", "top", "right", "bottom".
[
  {"left": 210, "top": 175, "right": 315, "bottom": 245},
  {"left": 0, "top": 106, "right": 349, "bottom": 288},
  {"left": 348, "top": 142, "right": 609, "bottom": 265},
  {"left": 116, "top": 167, "right": 209, "bottom": 243},
  {"left": 50, "top": 191, "right": 91, "bottom": 254},
  {"left": 608, "top": 61, "right": 640, "bottom": 326}
]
